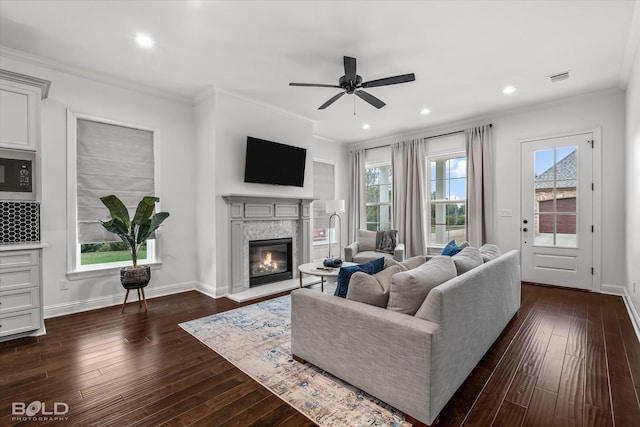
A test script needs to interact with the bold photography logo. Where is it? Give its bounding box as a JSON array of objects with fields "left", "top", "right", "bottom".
[{"left": 12, "top": 401, "right": 69, "bottom": 421}]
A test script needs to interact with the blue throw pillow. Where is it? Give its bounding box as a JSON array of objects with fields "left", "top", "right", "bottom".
[
  {"left": 441, "top": 240, "right": 462, "bottom": 256},
  {"left": 334, "top": 257, "right": 385, "bottom": 298}
]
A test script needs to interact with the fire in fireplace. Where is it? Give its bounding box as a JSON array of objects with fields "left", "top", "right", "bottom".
[{"left": 248, "top": 238, "right": 293, "bottom": 287}]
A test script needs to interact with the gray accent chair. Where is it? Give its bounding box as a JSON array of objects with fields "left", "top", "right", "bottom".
[{"left": 344, "top": 229, "right": 405, "bottom": 263}]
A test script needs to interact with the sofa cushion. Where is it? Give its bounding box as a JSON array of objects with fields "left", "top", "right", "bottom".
[
  {"left": 375, "top": 230, "right": 397, "bottom": 253},
  {"left": 479, "top": 244, "right": 502, "bottom": 263},
  {"left": 452, "top": 247, "right": 483, "bottom": 275},
  {"left": 357, "top": 229, "right": 377, "bottom": 251},
  {"left": 353, "top": 251, "right": 395, "bottom": 264},
  {"left": 346, "top": 265, "right": 401, "bottom": 307},
  {"left": 386, "top": 256, "right": 457, "bottom": 315},
  {"left": 334, "top": 257, "right": 385, "bottom": 298},
  {"left": 384, "top": 255, "right": 427, "bottom": 271}
]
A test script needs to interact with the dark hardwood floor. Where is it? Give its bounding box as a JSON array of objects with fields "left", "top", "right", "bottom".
[{"left": 1, "top": 284, "right": 639, "bottom": 426}]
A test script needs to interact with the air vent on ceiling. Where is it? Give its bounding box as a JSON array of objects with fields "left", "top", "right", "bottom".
[{"left": 549, "top": 71, "right": 570, "bottom": 83}]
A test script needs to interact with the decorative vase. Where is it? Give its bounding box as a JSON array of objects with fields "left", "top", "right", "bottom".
[{"left": 120, "top": 265, "right": 151, "bottom": 289}]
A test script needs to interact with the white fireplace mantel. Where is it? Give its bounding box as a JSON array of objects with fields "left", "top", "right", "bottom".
[{"left": 222, "top": 193, "right": 314, "bottom": 294}]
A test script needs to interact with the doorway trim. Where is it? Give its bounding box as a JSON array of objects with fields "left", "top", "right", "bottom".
[{"left": 519, "top": 127, "right": 602, "bottom": 292}]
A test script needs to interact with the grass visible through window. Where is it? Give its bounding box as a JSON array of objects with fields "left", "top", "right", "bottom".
[{"left": 80, "top": 242, "right": 147, "bottom": 266}]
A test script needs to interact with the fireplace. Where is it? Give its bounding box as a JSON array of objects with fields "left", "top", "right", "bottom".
[{"left": 249, "top": 238, "right": 293, "bottom": 287}]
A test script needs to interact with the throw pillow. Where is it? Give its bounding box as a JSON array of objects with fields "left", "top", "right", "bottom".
[
  {"left": 357, "top": 229, "right": 377, "bottom": 251},
  {"left": 375, "top": 230, "right": 397, "bottom": 253},
  {"left": 479, "top": 244, "right": 502, "bottom": 263},
  {"left": 386, "top": 256, "right": 457, "bottom": 315},
  {"left": 384, "top": 255, "right": 427, "bottom": 271},
  {"left": 334, "top": 257, "right": 385, "bottom": 298},
  {"left": 346, "top": 265, "right": 401, "bottom": 307},
  {"left": 441, "top": 240, "right": 463, "bottom": 256},
  {"left": 452, "top": 247, "right": 484, "bottom": 275}
]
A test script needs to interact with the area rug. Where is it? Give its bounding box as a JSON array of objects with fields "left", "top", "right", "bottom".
[{"left": 179, "top": 295, "right": 410, "bottom": 427}]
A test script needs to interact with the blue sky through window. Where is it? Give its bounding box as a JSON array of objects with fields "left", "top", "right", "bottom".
[{"left": 535, "top": 146, "right": 576, "bottom": 177}]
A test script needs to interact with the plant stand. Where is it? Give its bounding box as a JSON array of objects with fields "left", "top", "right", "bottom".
[
  {"left": 120, "top": 265, "right": 151, "bottom": 313},
  {"left": 121, "top": 285, "right": 148, "bottom": 313}
]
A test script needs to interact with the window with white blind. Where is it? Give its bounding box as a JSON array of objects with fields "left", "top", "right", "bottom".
[
  {"left": 67, "top": 112, "right": 161, "bottom": 274},
  {"left": 312, "top": 161, "right": 335, "bottom": 246}
]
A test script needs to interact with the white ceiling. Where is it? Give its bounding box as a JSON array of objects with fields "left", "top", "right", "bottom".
[{"left": 0, "top": 0, "right": 638, "bottom": 143}]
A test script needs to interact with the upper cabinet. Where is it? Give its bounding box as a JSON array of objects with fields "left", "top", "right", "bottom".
[{"left": 0, "top": 70, "right": 51, "bottom": 151}]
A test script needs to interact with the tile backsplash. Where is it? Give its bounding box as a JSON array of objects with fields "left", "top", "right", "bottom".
[{"left": 1, "top": 201, "right": 40, "bottom": 243}]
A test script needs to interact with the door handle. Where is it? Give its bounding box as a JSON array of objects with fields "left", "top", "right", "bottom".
[{"left": 523, "top": 228, "right": 528, "bottom": 232}]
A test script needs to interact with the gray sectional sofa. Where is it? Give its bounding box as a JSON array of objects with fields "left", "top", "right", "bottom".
[{"left": 291, "top": 248, "right": 521, "bottom": 426}]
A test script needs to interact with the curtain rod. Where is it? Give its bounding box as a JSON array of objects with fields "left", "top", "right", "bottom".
[{"left": 363, "top": 123, "right": 492, "bottom": 151}]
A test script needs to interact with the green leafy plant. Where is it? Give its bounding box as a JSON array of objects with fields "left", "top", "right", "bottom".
[{"left": 99, "top": 195, "right": 169, "bottom": 269}]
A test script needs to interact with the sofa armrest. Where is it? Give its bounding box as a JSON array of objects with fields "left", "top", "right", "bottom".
[
  {"left": 291, "top": 289, "right": 439, "bottom": 424},
  {"left": 393, "top": 243, "right": 405, "bottom": 261},
  {"left": 344, "top": 242, "right": 359, "bottom": 262}
]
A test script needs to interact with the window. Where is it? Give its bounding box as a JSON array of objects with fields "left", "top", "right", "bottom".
[
  {"left": 67, "top": 112, "right": 160, "bottom": 274},
  {"left": 428, "top": 155, "right": 466, "bottom": 245},
  {"left": 312, "top": 161, "right": 335, "bottom": 246},
  {"left": 365, "top": 163, "right": 392, "bottom": 231}
]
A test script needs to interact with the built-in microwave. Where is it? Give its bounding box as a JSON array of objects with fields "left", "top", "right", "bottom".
[{"left": 0, "top": 148, "right": 36, "bottom": 201}]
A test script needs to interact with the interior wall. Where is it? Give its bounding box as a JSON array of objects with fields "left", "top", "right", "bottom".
[
  {"left": 349, "top": 88, "right": 627, "bottom": 290},
  {"left": 213, "top": 91, "right": 314, "bottom": 295},
  {"left": 0, "top": 54, "right": 198, "bottom": 316},
  {"left": 194, "top": 89, "right": 217, "bottom": 297},
  {"left": 625, "top": 37, "right": 640, "bottom": 318}
]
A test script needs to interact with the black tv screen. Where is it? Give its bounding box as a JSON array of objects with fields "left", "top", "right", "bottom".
[{"left": 244, "top": 137, "right": 307, "bottom": 187}]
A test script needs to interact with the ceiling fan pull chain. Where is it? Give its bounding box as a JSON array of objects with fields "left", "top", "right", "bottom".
[{"left": 353, "top": 95, "right": 356, "bottom": 116}]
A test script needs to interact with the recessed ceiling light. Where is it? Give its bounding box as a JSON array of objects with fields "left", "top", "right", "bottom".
[
  {"left": 362, "top": 123, "right": 371, "bottom": 130},
  {"left": 420, "top": 108, "right": 430, "bottom": 115},
  {"left": 135, "top": 34, "right": 154, "bottom": 48},
  {"left": 503, "top": 85, "right": 516, "bottom": 95}
]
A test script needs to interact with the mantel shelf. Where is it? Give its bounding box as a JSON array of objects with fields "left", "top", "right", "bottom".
[{"left": 221, "top": 193, "right": 315, "bottom": 204}]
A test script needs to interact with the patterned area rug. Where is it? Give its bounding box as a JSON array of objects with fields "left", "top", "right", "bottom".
[{"left": 179, "top": 295, "right": 410, "bottom": 427}]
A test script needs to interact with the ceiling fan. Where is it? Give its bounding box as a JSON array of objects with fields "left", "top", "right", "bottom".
[{"left": 289, "top": 56, "right": 415, "bottom": 110}]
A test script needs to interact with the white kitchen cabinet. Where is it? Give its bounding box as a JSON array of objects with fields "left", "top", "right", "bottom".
[{"left": 0, "top": 69, "right": 50, "bottom": 151}]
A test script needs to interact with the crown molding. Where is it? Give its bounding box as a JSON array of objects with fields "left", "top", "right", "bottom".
[{"left": 0, "top": 46, "right": 192, "bottom": 105}]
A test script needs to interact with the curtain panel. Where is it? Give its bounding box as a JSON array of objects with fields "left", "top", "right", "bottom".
[
  {"left": 465, "top": 124, "right": 495, "bottom": 247},
  {"left": 348, "top": 149, "right": 366, "bottom": 243},
  {"left": 391, "top": 138, "right": 427, "bottom": 257}
]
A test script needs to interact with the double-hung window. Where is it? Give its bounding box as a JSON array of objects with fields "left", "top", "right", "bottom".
[
  {"left": 428, "top": 154, "right": 467, "bottom": 245},
  {"left": 67, "top": 112, "right": 160, "bottom": 275},
  {"left": 365, "top": 163, "right": 392, "bottom": 231}
]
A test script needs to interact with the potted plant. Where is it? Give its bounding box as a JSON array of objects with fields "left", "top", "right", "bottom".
[{"left": 99, "top": 195, "right": 169, "bottom": 290}]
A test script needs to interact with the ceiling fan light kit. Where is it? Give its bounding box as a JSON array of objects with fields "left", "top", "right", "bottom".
[{"left": 290, "top": 56, "right": 415, "bottom": 110}]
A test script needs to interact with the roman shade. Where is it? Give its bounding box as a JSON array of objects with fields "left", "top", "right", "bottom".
[{"left": 76, "top": 119, "right": 155, "bottom": 244}]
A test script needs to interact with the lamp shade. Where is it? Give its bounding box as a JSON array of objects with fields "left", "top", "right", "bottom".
[{"left": 325, "top": 199, "right": 345, "bottom": 214}]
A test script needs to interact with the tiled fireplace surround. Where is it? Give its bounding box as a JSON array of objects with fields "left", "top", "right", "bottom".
[{"left": 222, "top": 194, "right": 313, "bottom": 295}]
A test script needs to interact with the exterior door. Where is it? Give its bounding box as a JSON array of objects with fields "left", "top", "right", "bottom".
[{"left": 521, "top": 132, "right": 593, "bottom": 290}]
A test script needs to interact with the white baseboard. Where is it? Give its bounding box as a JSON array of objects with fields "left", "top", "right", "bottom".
[
  {"left": 600, "top": 283, "right": 640, "bottom": 343},
  {"left": 622, "top": 288, "right": 640, "bottom": 343},
  {"left": 600, "top": 283, "right": 625, "bottom": 296},
  {"left": 44, "top": 281, "right": 197, "bottom": 318},
  {"left": 195, "top": 282, "right": 227, "bottom": 299}
]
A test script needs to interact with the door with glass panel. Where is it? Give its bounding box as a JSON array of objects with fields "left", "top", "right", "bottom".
[{"left": 521, "top": 133, "right": 593, "bottom": 290}]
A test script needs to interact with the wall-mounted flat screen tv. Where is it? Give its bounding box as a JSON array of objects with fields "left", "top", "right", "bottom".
[{"left": 244, "top": 136, "right": 307, "bottom": 187}]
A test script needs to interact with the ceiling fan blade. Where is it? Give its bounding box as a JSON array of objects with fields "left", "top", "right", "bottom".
[
  {"left": 318, "top": 92, "right": 345, "bottom": 110},
  {"left": 361, "top": 73, "right": 416, "bottom": 88},
  {"left": 343, "top": 56, "right": 357, "bottom": 84},
  {"left": 289, "top": 83, "right": 342, "bottom": 88},
  {"left": 355, "top": 90, "right": 386, "bottom": 109}
]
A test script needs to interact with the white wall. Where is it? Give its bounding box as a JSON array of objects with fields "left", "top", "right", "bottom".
[
  {"left": 625, "top": 37, "right": 640, "bottom": 319},
  {"left": 194, "top": 89, "right": 217, "bottom": 297},
  {"left": 0, "top": 54, "right": 198, "bottom": 316},
  {"left": 212, "top": 91, "right": 315, "bottom": 295},
  {"left": 350, "top": 88, "right": 627, "bottom": 290},
  {"left": 311, "top": 136, "right": 349, "bottom": 261}
]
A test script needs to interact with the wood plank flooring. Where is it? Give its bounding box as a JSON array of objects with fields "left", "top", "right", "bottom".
[{"left": 1, "top": 284, "right": 638, "bottom": 426}]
